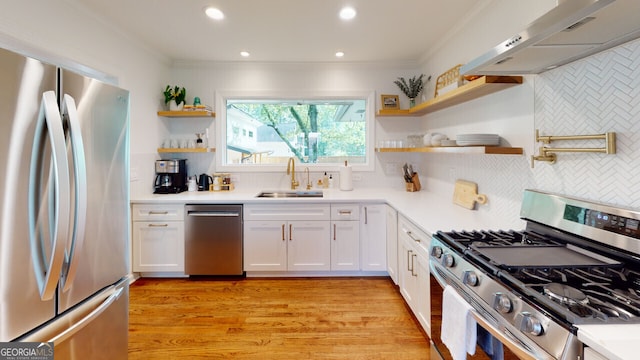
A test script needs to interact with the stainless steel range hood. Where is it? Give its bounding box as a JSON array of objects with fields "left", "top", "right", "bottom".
[{"left": 461, "top": 0, "right": 640, "bottom": 75}]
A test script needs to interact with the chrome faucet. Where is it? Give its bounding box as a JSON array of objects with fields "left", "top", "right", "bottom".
[{"left": 286, "top": 157, "right": 299, "bottom": 190}]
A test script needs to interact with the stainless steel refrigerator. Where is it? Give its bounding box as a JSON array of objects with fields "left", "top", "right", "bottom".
[{"left": 0, "top": 46, "right": 130, "bottom": 359}]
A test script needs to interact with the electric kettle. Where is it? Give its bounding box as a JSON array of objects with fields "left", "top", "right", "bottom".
[{"left": 198, "top": 174, "right": 213, "bottom": 191}]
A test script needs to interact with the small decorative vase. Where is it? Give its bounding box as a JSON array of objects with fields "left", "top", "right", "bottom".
[
  {"left": 409, "top": 98, "right": 416, "bottom": 108},
  {"left": 169, "top": 100, "right": 184, "bottom": 111}
]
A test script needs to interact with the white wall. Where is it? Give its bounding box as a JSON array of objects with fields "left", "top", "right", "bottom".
[
  {"left": 170, "top": 61, "right": 429, "bottom": 189},
  {"left": 0, "top": 0, "right": 170, "bottom": 199}
]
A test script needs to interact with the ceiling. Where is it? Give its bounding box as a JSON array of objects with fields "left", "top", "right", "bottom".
[{"left": 75, "top": 0, "right": 481, "bottom": 63}]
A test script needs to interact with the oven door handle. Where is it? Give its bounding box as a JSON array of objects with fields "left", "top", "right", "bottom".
[
  {"left": 430, "top": 261, "right": 555, "bottom": 360},
  {"left": 469, "top": 310, "right": 549, "bottom": 360}
]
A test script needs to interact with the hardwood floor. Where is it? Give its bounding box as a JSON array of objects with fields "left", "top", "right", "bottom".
[{"left": 128, "top": 277, "right": 430, "bottom": 359}]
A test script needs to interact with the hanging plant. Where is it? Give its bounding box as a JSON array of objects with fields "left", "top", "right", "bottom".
[{"left": 394, "top": 74, "right": 426, "bottom": 99}]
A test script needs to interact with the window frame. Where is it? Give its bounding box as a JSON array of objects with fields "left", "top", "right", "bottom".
[{"left": 215, "top": 90, "right": 376, "bottom": 173}]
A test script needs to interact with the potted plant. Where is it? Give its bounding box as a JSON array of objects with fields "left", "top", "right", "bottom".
[
  {"left": 394, "top": 74, "right": 426, "bottom": 107},
  {"left": 164, "top": 85, "right": 186, "bottom": 111}
]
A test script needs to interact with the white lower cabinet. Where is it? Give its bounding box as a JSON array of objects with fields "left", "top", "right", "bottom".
[
  {"left": 397, "top": 215, "right": 431, "bottom": 336},
  {"left": 360, "top": 204, "right": 387, "bottom": 271},
  {"left": 331, "top": 204, "right": 360, "bottom": 271},
  {"left": 288, "top": 221, "right": 331, "bottom": 271},
  {"left": 385, "top": 205, "right": 399, "bottom": 284},
  {"left": 244, "top": 203, "right": 387, "bottom": 275},
  {"left": 131, "top": 204, "right": 185, "bottom": 273},
  {"left": 414, "top": 251, "right": 431, "bottom": 334},
  {"left": 244, "top": 220, "right": 331, "bottom": 271},
  {"left": 243, "top": 221, "right": 287, "bottom": 271},
  {"left": 243, "top": 204, "right": 331, "bottom": 272}
]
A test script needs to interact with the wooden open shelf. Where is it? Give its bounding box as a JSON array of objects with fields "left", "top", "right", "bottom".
[
  {"left": 157, "top": 147, "right": 215, "bottom": 153},
  {"left": 157, "top": 110, "right": 215, "bottom": 117},
  {"left": 376, "top": 146, "right": 523, "bottom": 155},
  {"left": 376, "top": 76, "right": 523, "bottom": 117}
]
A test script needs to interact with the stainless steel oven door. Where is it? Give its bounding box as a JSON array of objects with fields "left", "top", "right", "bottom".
[{"left": 429, "top": 261, "right": 555, "bottom": 360}]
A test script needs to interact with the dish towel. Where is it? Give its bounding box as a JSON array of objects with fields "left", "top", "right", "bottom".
[
  {"left": 477, "top": 325, "right": 504, "bottom": 360},
  {"left": 442, "top": 285, "right": 477, "bottom": 360}
]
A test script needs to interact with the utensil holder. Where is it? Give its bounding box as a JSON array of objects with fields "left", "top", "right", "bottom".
[{"left": 406, "top": 173, "right": 421, "bottom": 192}]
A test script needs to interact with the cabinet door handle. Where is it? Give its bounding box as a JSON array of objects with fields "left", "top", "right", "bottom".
[
  {"left": 148, "top": 211, "right": 169, "bottom": 215},
  {"left": 289, "top": 223, "right": 293, "bottom": 241},
  {"left": 411, "top": 254, "right": 417, "bottom": 277},
  {"left": 281, "top": 224, "right": 285, "bottom": 241},
  {"left": 148, "top": 223, "right": 169, "bottom": 227},
  {"left": 338, "top": 210, "right": 352, "bottom": 215},
  {"left": 364, "top": 206, "right": 368, "bottom": 224},
  {"left": 406, "top": 230, "right": 421, "bottom": 243},
  {"left": 333, "top": 224, "right": 337, "bottom": 240},
  {"left": 407, "top": 250, "right": 413, "bottom": 272}
]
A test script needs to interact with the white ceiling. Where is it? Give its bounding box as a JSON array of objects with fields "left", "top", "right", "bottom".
[{"left": 75, "top": 0, "right": 482, "bottom": 63}]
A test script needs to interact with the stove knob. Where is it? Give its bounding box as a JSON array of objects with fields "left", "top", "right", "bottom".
[
  {"left": 463, "top": 271, "right": 479, "bottom": 287},
  {"left": 431, "top": 246, "right": 443, "bottom": 259},
  {"left": 517, "top": 312, "right": 544, "bottom": 336},
  {"left": 442, "top": 254, "right": 455, "bottom": 268},
  {"left": 493, "top": 293, "right": 513, "bottom": 314}
]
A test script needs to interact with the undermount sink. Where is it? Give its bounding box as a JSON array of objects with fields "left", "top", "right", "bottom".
[{"left": 256, "top": 190, "right": 324, "bottom": 198}]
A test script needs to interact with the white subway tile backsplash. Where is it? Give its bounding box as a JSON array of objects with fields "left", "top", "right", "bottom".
[{"left": 534, "top": 37, "right": 640, "bottom": 208}]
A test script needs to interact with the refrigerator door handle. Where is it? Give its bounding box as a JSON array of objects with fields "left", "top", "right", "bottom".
[
  {"left": 59, "top": 94, "right": 87, "bottom": 292},
  {"left": 28, "top": 91, "right": 71, "bottom": 300},
  {"left": 47, "top": 286, "right": 124, "bottom": 344}
]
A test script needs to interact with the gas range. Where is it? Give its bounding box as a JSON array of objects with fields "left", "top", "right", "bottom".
[{"left": 430, "top": 190, "right": 640, "bottom": 359}]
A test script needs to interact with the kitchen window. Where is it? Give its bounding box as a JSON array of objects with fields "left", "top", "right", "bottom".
[{"left": 216, "top": 91, "right": 375, "bottom": 172}]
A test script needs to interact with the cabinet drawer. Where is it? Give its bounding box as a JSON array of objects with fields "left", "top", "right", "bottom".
[
  {"left": 132, "top": 204, "right": 184, "bottom": 221},
  {"left": 244, "top": 204, "right": 330, "bottom": 221},
  {"left": 398, "top": 215, "right": 431, "bottom": 253},
  {"left": 330, "top": 204, "right": 360, "bottom": 220}
]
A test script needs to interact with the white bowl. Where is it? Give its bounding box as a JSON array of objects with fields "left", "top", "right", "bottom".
[
  {"left": 431, "top": 133, "right": 447, "bottom": 146},
  {"left": 423, "top": 133, "right": 432, "bottom": 146}
]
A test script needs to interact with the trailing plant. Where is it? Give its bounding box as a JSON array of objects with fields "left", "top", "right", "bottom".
[{"left": 394, "top": 74, "right": 426, "bottom": 99}]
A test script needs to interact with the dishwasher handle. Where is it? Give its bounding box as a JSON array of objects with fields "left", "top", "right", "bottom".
[{"left": 187, "top": 211, "right": 240, "bottom": 217}]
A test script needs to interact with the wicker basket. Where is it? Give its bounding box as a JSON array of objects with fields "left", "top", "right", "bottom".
[{"left": 434, "top": 64, "right": 463, "bottom": 97}]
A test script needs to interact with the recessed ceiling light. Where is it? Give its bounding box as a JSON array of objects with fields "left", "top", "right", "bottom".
[
  {"left": 240, "top": 51, "right": 250, "bottom": 57},
  {"left": 339, "top": 6, "right": 356, "bottom": 20},
  {"left": 335, "top": 51, "right": 345, "bottom": 58},
  {"left": 205, "top": 7, "right": 224, "bottom": 20}
]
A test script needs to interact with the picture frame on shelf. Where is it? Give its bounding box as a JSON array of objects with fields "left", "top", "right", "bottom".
[{"left": 380, "top": 94, "right": 400, "bottom": 110}]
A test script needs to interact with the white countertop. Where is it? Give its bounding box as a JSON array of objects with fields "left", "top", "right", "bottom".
[
  {"left": 578, "top": 324, "right": 640, "bottom": 360},
  {"left": 132, "top": 187, "right": 640, "bottom": 355}
]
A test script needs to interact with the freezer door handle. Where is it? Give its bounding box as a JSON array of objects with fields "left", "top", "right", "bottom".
[
  {"left": 60, "top": 94, "right": 88, "bottom": 292},
  {"left": 47, "top": 286, "right": 124, "bottom": 344},
  {"left": 28, "top": 91, "right": 71, "bottom": 300}
]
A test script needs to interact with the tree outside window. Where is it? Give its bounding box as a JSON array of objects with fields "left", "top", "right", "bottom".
[{"left": 225, "top": 98, "right": 367, "bottom": 166}]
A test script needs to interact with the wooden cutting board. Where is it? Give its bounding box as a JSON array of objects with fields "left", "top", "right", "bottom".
[{"left": 453, "top": 180, "right": 488, "bottom": 210}]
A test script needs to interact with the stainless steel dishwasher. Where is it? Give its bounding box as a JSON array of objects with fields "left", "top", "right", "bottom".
[{"left": 185, "top": 204, "right": 243, "bottom": 275}]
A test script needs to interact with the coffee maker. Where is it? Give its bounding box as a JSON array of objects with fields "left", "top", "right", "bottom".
[{"left": 154, "top": 159, "right": 187, "bottom": 194}]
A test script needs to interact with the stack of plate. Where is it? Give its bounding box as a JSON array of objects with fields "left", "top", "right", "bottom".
[{"left": 456, "top": 134, "right": 500, "bottom": 146}]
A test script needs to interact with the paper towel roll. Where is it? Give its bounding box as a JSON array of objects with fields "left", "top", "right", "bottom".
[{"left": 339, "top": 161, "right": 353, "bottom": 191}]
